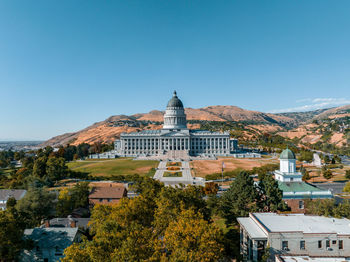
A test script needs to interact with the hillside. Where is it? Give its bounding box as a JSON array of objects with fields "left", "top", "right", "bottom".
[
  {"left": 42, "top": 104, "right": 350, "bottom": 150},
  {"left": 278, "top": 105, "right": 350, "bottom": 154}
]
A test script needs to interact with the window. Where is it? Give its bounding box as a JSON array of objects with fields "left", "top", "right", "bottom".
[
  {"left": 282, "top": 241, "right": 288, "bottom": 250},
  {"left": 299, "top": 201, "right": 304, "bottom": 209},
  {"left": 318, "top": 240, "right": 322, "bottom": 248},
  {"left": 326, "top": 240, "right": 330, "bottom": 248},
  {"left": 339, "top": 240, "right": 343, "bottom": 250},
  {"left": 332, "top": 240, "right": 337, "bottom": 245},
  {"left": 300, "top": 240, "right": 305, "bottom": 250}
]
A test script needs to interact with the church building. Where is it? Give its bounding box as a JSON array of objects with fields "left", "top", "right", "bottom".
[
  {"left": 114, "top": 91, "right": 237, "bottom": 159},
  {"left": 274, "top": 148, "right": 333, "bottom": 213}
]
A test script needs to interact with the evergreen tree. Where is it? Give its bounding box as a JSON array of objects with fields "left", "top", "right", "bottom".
[{"left": 220, "top": 171, "right": 258, "bottom": 224}]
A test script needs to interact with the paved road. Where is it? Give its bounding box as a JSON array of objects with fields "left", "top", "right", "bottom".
[
  {"left": 340, "top": 155, "right": 350, "bottom": 166},
  {"left": 312, "top": 182, "right": 346, "bottom": 194}
]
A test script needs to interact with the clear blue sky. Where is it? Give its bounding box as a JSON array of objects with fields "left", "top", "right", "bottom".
[{"left": 1, "top": 0, "right": 349, "bottom": 140}]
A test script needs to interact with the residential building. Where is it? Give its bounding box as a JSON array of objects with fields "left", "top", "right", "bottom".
[
  {"left": 0, "top": 189, "right": 26, "bottom": 210},
  {"left": 274, "top": 148, "right": 332, "bottom": 212},
  {"left": 238, "top": 213, "right": 350, "bottom": 262},
  {"left": 89, "top": 185, "right": 127, "bottom": 206},
  {"left": 21, "top": 227, "right": 81, "bottom": 262}
]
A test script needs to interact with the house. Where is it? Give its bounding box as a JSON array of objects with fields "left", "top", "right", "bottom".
[
  {"left": 274, "top": 148, "right": 332, "bottom": 212},
  {"left": 43, "top": 216, "right": 90, "bottom": 230},
  {"left": 0, "top": 189, "right": 27, "bottom": 210},
  {"left": 275, "top": 255, "right": 350, "bottom": 262},
  {"left": 237, "top": 213, "right": 350, "bottom": 262},
  {"left": 89, "top": 184, "right": 127, "bottom": 206},
  {"left": 21, "top": 227, "right": 81, "bottom": 262}
]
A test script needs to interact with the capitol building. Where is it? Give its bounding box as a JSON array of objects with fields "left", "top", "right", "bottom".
[{"left": 114, "top": 91, "right": 237, "bottom": 159}]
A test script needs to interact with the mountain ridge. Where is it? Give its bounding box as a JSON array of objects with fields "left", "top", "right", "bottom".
[{"left": 41, "top": 104, "right": 350, "bottom": 148}]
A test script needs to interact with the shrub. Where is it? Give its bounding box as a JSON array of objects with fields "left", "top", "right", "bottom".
[{"left": 323, "top": 169, "right": 333, "bottom": 180}]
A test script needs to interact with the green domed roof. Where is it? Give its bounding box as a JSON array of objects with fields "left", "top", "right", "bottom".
[
  {"left": 167, "top": 91, "right": 184, "bottom": 108},
  {"left": 280, "top": 148, "right": 296, "bottom": 160}
]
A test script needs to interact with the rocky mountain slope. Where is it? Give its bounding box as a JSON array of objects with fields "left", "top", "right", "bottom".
[
  {"left": 42, "top": 104, "right": 350, "bottom": 149},
  {"left": 277, "top": 105, "right": 350, "bottom": 150}
]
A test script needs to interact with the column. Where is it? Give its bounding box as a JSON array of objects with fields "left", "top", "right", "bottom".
[
  {"left": 206, "top": 138, "right": 208, "bottom": 154},
  {"left": 252, "top": 240, "right": 258, "bottom": 262},
  {"left": 221, "top": 138, "right": 224, "bottom": 153}
]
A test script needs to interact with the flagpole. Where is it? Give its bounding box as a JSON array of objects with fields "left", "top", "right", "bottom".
[{"left": 221, "top": 161, "right": 224, "bottom": 188}]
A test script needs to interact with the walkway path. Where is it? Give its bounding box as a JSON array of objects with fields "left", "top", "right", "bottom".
[{"left": 153, "top": 160, "right": 204, "bottom": 187}]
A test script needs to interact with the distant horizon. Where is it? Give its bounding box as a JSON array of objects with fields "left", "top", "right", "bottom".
[{"left": 1, "top": 1, "right": 349, "bottom": 140}]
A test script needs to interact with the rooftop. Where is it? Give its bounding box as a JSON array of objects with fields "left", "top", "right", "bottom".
[
  {"left": 89, "top": 186, "right": 126, "bottom": 199},
  {"left": 48, "top": 218, "right": 90, "bottom": 229},
  {"left": 252, "top": 213, "right": 350, "bottom": 234},
  {"left": 24, "top": 227, "right": 78, "bottom": 248},
  {"left": 237, "top": 217, "right": 267, "bottom": 239},
  {"left": 278, "top": 181, "right": 327, "bottom": 193},
  {"left": 277, "top": 255, "right": 350, "bottom": 262},
  {"left": 280, "top": 148, "right": 296, "bottom": 160},
  {"left": 0, "top": 189, "right": 27, "bottom": 201},
  {"left": 167, "top": 91, "right": 184, "bottom": 108}
]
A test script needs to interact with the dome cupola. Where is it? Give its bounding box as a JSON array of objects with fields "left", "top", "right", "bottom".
[
  {"left": 163, "top": 91, "right": 187, "bottom": 129},
  {"left": 280, "top": 148, "right": 296, "bottom": 160},
  {"left": 167, "top": 91, "right": 184, "bottom": 108}
]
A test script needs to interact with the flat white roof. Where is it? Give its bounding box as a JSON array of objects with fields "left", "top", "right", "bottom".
[
  {"left": 278, "top": 255, "right": 350, "bottom": 262},
  {"left": 237, "top": 217, "right": 267, "bottom": 239},
  {"left": 253, "top": 213, "right": 350, "bottom": 235}
]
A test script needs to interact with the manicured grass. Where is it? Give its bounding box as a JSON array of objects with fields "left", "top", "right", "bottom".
[
  {"left": 67, "top": 158, "right": 158, "bottom": 177},
  {"left": 163, "top": 171, "right": 182, "bottom": 177}
]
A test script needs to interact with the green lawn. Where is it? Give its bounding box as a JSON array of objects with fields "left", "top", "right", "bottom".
[
  {"left": 163, "top": 171, "right": 182, "bottom": 177},
  {"left": 67, "top": 158, "right": 158, "bottom": 177}
]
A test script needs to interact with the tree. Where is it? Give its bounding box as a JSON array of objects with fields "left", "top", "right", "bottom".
[
  {"left": 298, "top": 150, "right": 313, "bottom": 162},
  {"left": 32, "top": 156, "right": 47, "bottom": 178},
  {"left": 324, "top": 155, "right": 331, "bottom": 164},
  {"left": 0, "top": 210, "right": 25, "bottom": 261},
  {"left": 344, "top": 182, "right": 350, "bottom": 193},
  {"left": 202, "top": 182, "right": 219, "bottom": 195},
  {"left": 302, "top": 170, "right": 310, "bottom": 181},
  {"left": 323, "top": 169, "right": 333, "bottom": 180},
  {"left": 305, "top": 199, "right": 336, "bottom": 217},
  {"left": 334, "top": 200, "right": 350, "bottom": 218},
  {"left": 220, "top": 171, "right": 258, "bottom": 224},
  {"left": 62, "top": 182, "right": 226, "bottom": 261},
  {"left": 161, "top": 208, "right": 225, "bottom": 262},
  {"left": 257, "top": 174, "right": 286, "bottom": 212},
  {"left": 16, "top": 187, "right": 56, "bottom": 227},
  {"left": 63, "top": 197, "right": 157, "bottom": 261},
  {"left": 57, "top": 182, "right": 90, "bottom": 217},
  {"left": 153, "top": 185, "right": 209, "bottom": 234},
  {"left": 46, "top": 157, "right": 67, "bottom": 182},
  {"left": 345, "top": 170, "right": 350, "bottom": 180}
]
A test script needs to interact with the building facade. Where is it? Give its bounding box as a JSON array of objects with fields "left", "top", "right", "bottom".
[
  {"left": 115, "top": 91, "right": 237, "bottom": 158},
  {"left": 238, "top": 213, "right": 350, "bottom": 262},
  {"left": 274, "top": 148, "right": 333, "bottom": 213}
]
